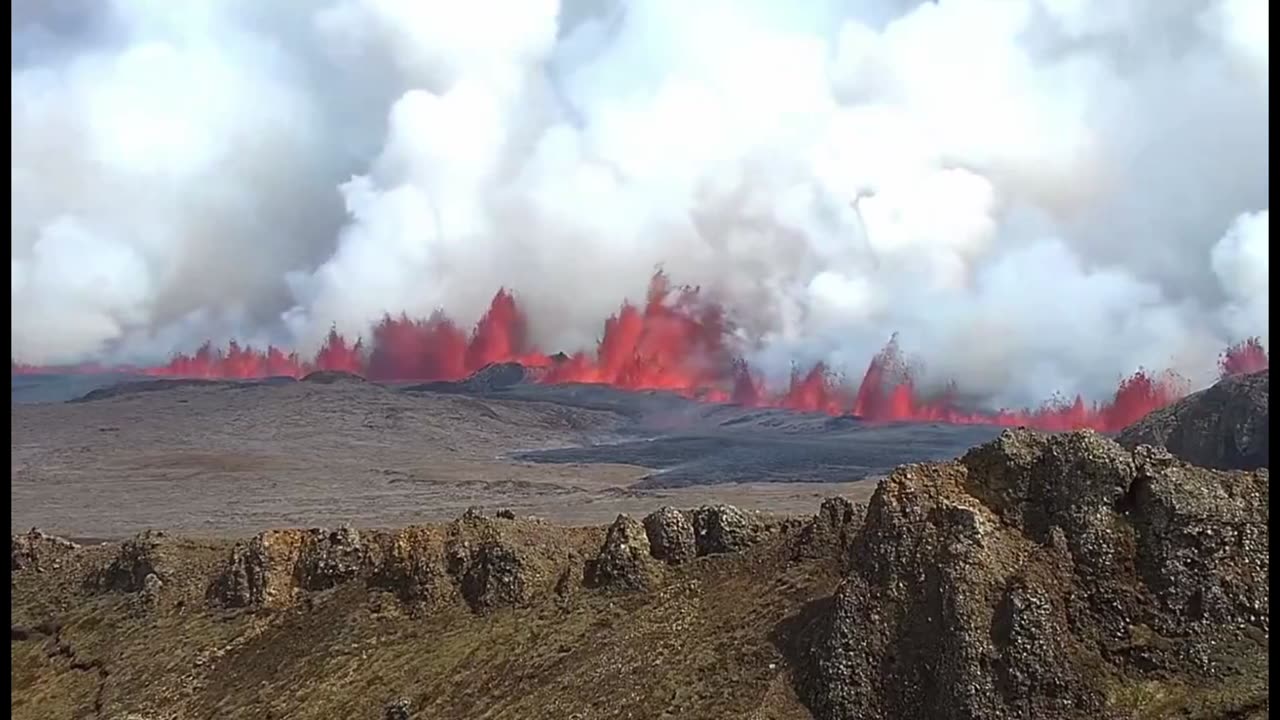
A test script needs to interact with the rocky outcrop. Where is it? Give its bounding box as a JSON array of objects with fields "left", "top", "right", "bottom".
[
  {"left": 444, "top": 510, "right": 564, "bottom": 613},
  {"left": 11, "top": 529, "right": 79, "bottom": 572},
  {"left": 1118, "top": 369, "right": 1268, "bottom": 470},
  {"left": 296, "top": 525, "right": 365, "bottom": 590},
  {"left": 100, "top": 530, "right": 174, "bottom": 592},
  {"left": 208, "top": 529, "right": 309, "bottom": 608},
  {"left": 364, "top": 526, "right": 449, "bottom": 606},
  {"left": 586, "top": 514, "right": 658, "bottom": 591},
  {"left": 642, "top": 507, "right": 696, "bottom": 564},
  {"left": 801, "top": 429, "right": 1269, "bottom": 720},
  {"left": 795, "top": 497, "right": 864, "bottom": 564},
  {"left": 691, "top": 504, "right": 762, "bottom": 555}
]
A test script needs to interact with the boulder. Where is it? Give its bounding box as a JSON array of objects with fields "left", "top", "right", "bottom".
[
  {"left": 642, "top": 507, "right": 696, "bottom": 564},
  {"left": 691, "top": 504, "right": 760, "bottom": 555},
  {"left": 586, "top": 514, "right": 657, "bottom": 591},
  {"left": 101, "top": 530, "right": 173, "bottom": 593}
]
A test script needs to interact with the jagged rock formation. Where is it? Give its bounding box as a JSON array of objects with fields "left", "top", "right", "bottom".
[
  {"left": 642, "top": 506, "right": 697, "bottom": 564},
  {"left": 794, "top": 497, "right": 864, "bottom": 565},
  {"left": 99, "top": 530, "right": 174, "bottom": 593},
  {"left": 586, "top": 514, "right": 658, "bottom": 591},
  {"left": 11, "top": 529, "right": 79, "bottom": 572},
  {"left": 1118, "top": 369, "right": 1268, "bottom": 470},
  {"left": 692, "top": 504, "right": 762, "bottom": 555},
  {"left": 801, "top": 428, "right": 1269, "bottom": 720}
]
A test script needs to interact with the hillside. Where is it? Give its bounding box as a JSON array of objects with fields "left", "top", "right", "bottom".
[
  {"left": 1118, "top": 369, "right": 1268, "bottom": 470},
  {"left": 11, "top": 428, "right": 1268, "bottom": 720}
]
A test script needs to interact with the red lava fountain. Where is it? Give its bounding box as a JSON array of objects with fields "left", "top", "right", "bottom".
[
  {"left": 11, "top": 273, "right": 1268, "bottom": 433},
  {"left": 1219, "top": 337, "right": 1269, "bottom": 378}
]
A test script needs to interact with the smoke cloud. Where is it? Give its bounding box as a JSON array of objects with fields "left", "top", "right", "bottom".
[{"left": 11, "top": 0, "right": 1270, "bottom": 407}]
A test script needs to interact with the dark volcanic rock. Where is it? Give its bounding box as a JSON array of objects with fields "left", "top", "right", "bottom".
[
  {"left": 443, "top": 512, "right": 558, "bottom": 613},
  {"left": 209, "top": 530, "right": 308, "bottom": 608},
  {"left": 383, "top": 698, "right": 412, "bottom": 720},
  {"left": 586, "top": 514, "right": 657, "bottom": 591},
  {"left": 364, "top": 526, "right": 449, "bottom": 606},
  {"left": 301, "top": 370, "right": 366, "bottom": 384},
  {"left": 296, "top": 525, "right": 366, "bottom": 590},
  {"left": 691, "top": 504, "right": 761, "bottom": 555},
  {"left": 407, "top": 362, "right": 531, "bottom": 395},
  {"left": 1118, "top": 369, "right": 1268, "bottom": 470},
  {"left": 11, "top": 529, "right": 79, "bottom": 572},
  {"left": 795, "top": 496, "right": 864, "bottom": 563},
  {"left": 642, "top": 507, "right": 696, "bottom": 565},
  {"left": 801, "top": 428, "right": 1269, "bottom": 720},
  {"left": 101, "top": 530, "right": 173, "bottom": 592}
]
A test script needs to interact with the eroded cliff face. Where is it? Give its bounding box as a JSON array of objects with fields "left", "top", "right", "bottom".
[
  {"left": 1118, "top": 369, "right": 1268, "bottom": 471},
  {"left": 800, "top": 429, "right": 1268, "bottom": 720}
]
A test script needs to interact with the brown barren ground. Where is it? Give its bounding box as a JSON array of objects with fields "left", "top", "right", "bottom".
[{"left": 11, "top": 380, "right": 874, "bottom": 539}]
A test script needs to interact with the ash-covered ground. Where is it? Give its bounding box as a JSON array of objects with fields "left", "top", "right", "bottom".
[{"left": 11, "top": 364, "right": 999, "bottom": 538}]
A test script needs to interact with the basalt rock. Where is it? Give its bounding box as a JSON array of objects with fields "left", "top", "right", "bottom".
[
  {"left": 296, "top": 525, "right": 366, "bottom": 591},
  {"left": 443, "top": 512, "right": 562, "bottom": 613},
  {"left": 642, "top": 507, "right": 696, "bottom": 565},
  {"left": 364, "top": 526, "right": 449, "bottom": 606},
  {"left": 691, "top": 504, "right": 761, "bottom": 555},
  {"left": 802, "top": 428, "right": 1269, "bottom": 720},
  {"left": 586, "top": 514, "right": 658, "bottom": 591},
  {"left": 100, "top": 530, "right": 174, "bottom": 593},
  {"left": 208, "top": 530, "right": 308, "bottom": 608},
  {"left": 1118, "top": 369, "right": 1268, "bottom": 470},
  {"left": 11, "top": 529, "right": 79, "bottom": 573},
  {"left": 795, "top": 496, "right": 865, "bottom": 564}
]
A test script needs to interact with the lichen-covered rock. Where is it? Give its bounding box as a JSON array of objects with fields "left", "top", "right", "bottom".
[
  {"left": 691, "top": 504, "right": 760, "bottom": 555},
  {"left": 364, "top": 526, "right": 448, "bottom": 606},
  {"left": 101, "top": 530, "right": 173, "bottom": 592},
  {"left": 642, "top": 507, "right": 696, "bottom": 564},
  {"left": 1118, "top": 369, "right": 1268, "bottom": 470},
  {"left": 586, "top": 514, "right": 657, "bottom": 591},
  {"left": 131, "top": 572, "right": 165, "bottom": 615},
  {"left": 296, "top": 525, "right": 365, "bottom": 591},
  {"left": 802, "top": 429, "right": 1269, "bottom": 720},
  {"left": 1128, "top": 445, "right": 1269, "bottom": 632},
  {"left": 795, "top": 496, "right": 864, "bottom": 563},
  {"left": 443, "top": 512, "right": 558, "bottom": 613},
  {"left": 11, "top": 529, "right": 78, "bottom": 573},
  {"left": 208, "top": 530, "right": 307, "bottom": 608}
]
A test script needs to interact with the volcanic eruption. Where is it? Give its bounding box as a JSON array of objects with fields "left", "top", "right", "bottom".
[
  {"left": 10, "top": 0, "right": 1270, "bottom": 434},
  {"left": 18, "top": 272, "right": 1266, "bottom": 435}
]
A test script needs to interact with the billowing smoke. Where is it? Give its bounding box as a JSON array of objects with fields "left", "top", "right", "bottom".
[{"left": 11, "top": 0, "right": 1269, "bottom": 407}]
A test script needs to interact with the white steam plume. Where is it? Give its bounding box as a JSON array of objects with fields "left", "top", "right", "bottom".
[{"left": 11, "top": 0, "right": 1270, "bottom": 407}]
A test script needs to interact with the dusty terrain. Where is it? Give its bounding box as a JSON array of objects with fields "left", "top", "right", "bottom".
[{"left": 11, "top": 370, "right": 996, "bottom": 539}]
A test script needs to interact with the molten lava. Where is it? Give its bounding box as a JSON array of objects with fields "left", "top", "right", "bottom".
[
  {"left": 11, "top": 272, "right": 1266, "bottom": 434},
  {"left": 1219, "top": 337, "right": 1269, "bottom": 378}
]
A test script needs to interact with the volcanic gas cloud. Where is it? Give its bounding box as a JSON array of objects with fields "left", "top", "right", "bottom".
[{"left": 21, "top": 273, "right": 1264, "bottom": 435}]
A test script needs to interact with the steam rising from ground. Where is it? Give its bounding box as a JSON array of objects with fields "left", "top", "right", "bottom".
[{"left": 11, "top": 0, "right": 1270, "bottom": 407}]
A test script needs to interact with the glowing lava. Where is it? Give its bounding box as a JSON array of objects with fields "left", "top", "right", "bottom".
[
  {"left": 1219, "top": 337, "right": 1269, "bottom": 378},
  {"left": 11, "top": 272, "right": 1268, "bottom": 433}
]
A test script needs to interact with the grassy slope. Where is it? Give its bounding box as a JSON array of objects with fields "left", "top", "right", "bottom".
[{"left": 11, "top": 527, "right": 838, "bottom": 720}]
